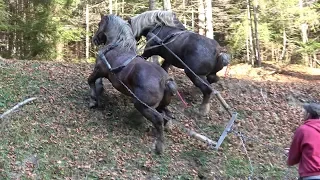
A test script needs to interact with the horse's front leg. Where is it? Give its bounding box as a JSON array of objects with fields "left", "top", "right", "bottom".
[
  {"left": 161, "top": 60, "right": 171, "bottom": 72},
  {"left": 88, "top": 65, "right": 104, "bottom": 108},
  {"left": 185, "top": 70, "right": 212, "bottom": 115}
]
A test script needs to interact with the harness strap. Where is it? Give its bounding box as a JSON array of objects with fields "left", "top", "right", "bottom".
[
  {"left": 98, "top": 43, "right": 137, "bottom": 73},
  {"left": 147, "top": 31, "right": 186, "bottom": 45}
]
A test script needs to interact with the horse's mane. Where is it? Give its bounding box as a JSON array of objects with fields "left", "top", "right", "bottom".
[
  {"left": 105, "top": 15, "right": 137, "bottom": 51},
  {"left": 130, "top": 10, "right": 182, "bottom": 38}
]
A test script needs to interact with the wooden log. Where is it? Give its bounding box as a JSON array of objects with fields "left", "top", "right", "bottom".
[{"left": 0, "top": 97, "right": 37, "bottom": 119}]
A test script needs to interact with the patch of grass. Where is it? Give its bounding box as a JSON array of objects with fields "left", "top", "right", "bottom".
[
  {"left": 225, "top": 156, "right": 250, "bottom": 178},
  {"left": 181, "top": 149, "right": 210, "bottom": 166},
  {"left": 255, "top": 164, "right": 286, "bottom": 179},
  {"left": 152, "top": 155, "right": 171, "bottom": 177}
]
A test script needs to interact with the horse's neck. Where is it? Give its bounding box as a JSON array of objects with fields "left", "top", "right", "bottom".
[{"left": 154, "top": 26, "right": 182, "bottom": 38}]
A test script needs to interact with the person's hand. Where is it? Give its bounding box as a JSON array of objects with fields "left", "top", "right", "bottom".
[{"left": 284, "top": 148, "right": 290, "bottom": 156}]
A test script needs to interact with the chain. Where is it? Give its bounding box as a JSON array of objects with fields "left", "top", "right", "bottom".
[
  {"left": 238, "top": 131, "right": 254, "bottom": 180},
  {"left": 229, "top": 129, "right": 297, "bottom": 180}
]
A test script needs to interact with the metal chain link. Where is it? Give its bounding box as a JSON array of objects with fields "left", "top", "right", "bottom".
[
  {"left": 238, "top": 131, "right": 254, "bottom": 180},
  {"left": 229, "top": 129, "right": 297, "bottom": 180}
]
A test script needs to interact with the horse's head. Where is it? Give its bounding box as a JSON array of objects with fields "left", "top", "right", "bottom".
[
  {"left": 92, "top": 13, "right": 109, "bottom": 46},
  {"left": 129, "top": 10, "right": 184, "bottom": 41},
  {"left": 93, "top": 13, "right": 137, "bottom": 51}
]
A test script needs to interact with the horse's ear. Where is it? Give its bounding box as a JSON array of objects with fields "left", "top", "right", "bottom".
[{"left": 100, "top": 11, "right": 107, "bottom": 19}]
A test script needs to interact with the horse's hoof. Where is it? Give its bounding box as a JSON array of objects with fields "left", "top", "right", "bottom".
[
  {"left": 199, "top": 103, "right": 210, "bottom": 115},
  {"left": 89, "top": 101, "right": 98, "bottom": 108},
  {"left": 155, "top": 141, "right": 164, "bottom": 155},
  {"left": 164, "top": 120, "right": 173, "bottom": 132}
]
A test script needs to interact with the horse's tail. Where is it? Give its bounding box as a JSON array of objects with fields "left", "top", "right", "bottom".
[{"left": 164, "top": 77, "right": 177, "bottom": 96}]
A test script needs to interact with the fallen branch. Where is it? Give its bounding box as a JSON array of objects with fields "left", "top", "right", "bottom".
[
  {"left": 187, "top": 128, "right": 217, "bottom": 147},
  {"left": 0, "top": 97, "right": 37, "bottom": 119},
  {"left": 170, "top": 120, "right": 217, "bottom": 148},
  {"left": 260, "top": 88, "right": 267, "bottom": 103}
]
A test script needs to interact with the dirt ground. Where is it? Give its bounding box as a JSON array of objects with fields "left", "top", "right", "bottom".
[{"left": 0, "top": 59, "right": 319, "bottom": 179}]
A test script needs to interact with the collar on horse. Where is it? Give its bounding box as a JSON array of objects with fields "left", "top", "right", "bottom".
[
  {"left": 147, "top": 24, "right": 186, "bottom": 45},
  {"left": 98, "top": 43, "right": 137, "bottom": 73}
]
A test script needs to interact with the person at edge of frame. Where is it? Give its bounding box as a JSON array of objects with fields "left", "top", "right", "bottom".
[{"left": 285, "top": 103, "right": 320, "bottom": 180}]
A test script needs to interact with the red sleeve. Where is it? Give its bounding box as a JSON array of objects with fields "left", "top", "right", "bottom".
[{"left": 287, "top": 126, "right": 304, "bottom": 166}]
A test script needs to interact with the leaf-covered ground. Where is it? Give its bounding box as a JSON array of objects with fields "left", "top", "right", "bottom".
[{"left": 0, "top": 59, "right": 319, "bottom": 179}]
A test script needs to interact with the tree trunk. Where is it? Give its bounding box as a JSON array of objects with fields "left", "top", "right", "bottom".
[
  {"left": 198, "top": 0, "right": 205, "bottom": 35},
  {"left": 280, "top": 29, "right": 286, "bottom": 61},
  {"left": 271, "top": 43, "right": 274, "bottom": 61},
  {"left": 246, "top": 0, "right": 254, "bottom": 65},
  {"left": 115, "top": 0, "right": 118, "bottom": 14},
  {"left": 85, "top": 2, "right": 90, "bottom": 61},
  {"left": 183, "top": 0, "right": 187, "bottom": 27},
  {"left": 246, "top": 26, "right": 250, "bottom": 63},
  {"left": 205, "top": 0, "right": 213, "bottom": 39},
  {"left": 299, "top": 0, "right": 309, "bottom": 66},
  {"left": 163, "top": 0, "right": 171, "bottom": 10},
  {"left": 149, "top": 0, "right": 156, "bottom": 10},
  {"left": 150, "top": 0, "right": 160, "bottom": 65},
  {"left": 121, "top": 0, "right": 124, "bottom": 13},
  {"left": 191, "top": 7, "right": 195, "bottom": 31},
  {"left": 253, "top": 0, "right": 261, "bottom": 67},
  {"left": 109, "top": 0, "right": 112, "bottom": 14}
]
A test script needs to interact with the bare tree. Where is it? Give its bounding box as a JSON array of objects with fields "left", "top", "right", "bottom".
[
  {"left": 198, "top": 0, "right": 205, "bottom": 35},
  {"left": 85, "top": 2, "right": 90, "bottom": 61},
  {"left": 149, "top": 0, "right": 156, "bottom": 10},
  {"left": 253, "top": 0, "right": 261, "bottom": 66},
  {"left": 163, "top": 0, "right": 171, "bottom": 11},
  {"left": 299, "top": 0, "right": 309, "bottom": 66},
  {"left": 205, "top": 0, "right": 213, "bottom": 39},
  {"left": 246, "top": 0, "right": 254, "bottom": 65}
]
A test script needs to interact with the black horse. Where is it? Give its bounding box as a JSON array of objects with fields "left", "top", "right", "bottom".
[
  {"left": 89, "top": 14, "right": 178, "bottom": 154},
  {"left": 129, "top": 10, "right": 231, "bottom": 115}
]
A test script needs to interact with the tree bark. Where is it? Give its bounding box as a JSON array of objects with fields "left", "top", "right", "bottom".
[
  {"left": 205, "top": 0, "right": 213, "bottom": 39},
  {"left": 198, "top": 0, "right": 205, "bottom": 35},
  {"left": 253, "top": 0, "right": 261, "bottom": 67}
]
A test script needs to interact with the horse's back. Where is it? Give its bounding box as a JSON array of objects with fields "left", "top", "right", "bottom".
[{"left": 127, "top": 57, "right": 168, "bottom": 106}]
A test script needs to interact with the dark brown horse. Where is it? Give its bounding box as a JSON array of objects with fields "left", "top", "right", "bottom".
[
  {"left": 89, "top": 14, "right": 178, "bottom": 154},
  {"left": 129, "top": 10, "right": 231, "bottom": 115}
]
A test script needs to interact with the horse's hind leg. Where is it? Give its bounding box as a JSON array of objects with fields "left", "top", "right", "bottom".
[
  {"left": 95, "top": 78, "right": 104, "bottom": 97},
  {"left": 207, "top": 74, "right": 220, "bottom": 84},
  {"left": 185, "top": 70, "right": 212, "bottom": 115},
  {"left": 88, "top": 66, "right": 104, "bottom": 108},
  {"left": 134, "top": 100, "right": 164, "bottom": 154},
  {"left": 156, "top": 95, "right": 174, "bottom": 131}
]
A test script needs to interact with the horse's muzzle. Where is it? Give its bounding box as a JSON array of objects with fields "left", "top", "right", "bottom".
[{"left": 92, "top": 37, "right": 99, "bottom": 46}]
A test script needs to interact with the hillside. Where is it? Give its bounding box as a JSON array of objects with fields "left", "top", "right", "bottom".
[{"left": 0, "top": 59, "right": 319, "bottom": 179}]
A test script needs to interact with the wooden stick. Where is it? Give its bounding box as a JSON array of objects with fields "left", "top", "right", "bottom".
[
  {"left": 171, "top": 120, "right": 217, "bottom": 148},
  {"left": 0, "top": 97, "right": 37, "bottom": 119},
  {"left": 187, "top": 129, "right": 217, "bottom": 147}
]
